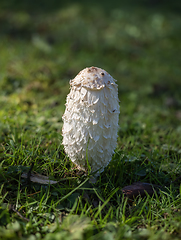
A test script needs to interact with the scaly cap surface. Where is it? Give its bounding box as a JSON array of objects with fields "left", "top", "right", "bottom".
[
  {"left": 62, "top": 66, "right": 120, "bottom": 177},
  {"left": 70, "top": 66, "right": 117, "bottom": 90}
]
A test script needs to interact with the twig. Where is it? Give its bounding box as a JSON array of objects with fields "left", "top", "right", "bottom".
[{"left": 9, "top": 204, "right": 30, "bottom": 222}]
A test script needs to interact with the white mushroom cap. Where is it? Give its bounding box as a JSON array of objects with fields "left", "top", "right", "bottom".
[
  {"left": 62, "top": 66, "right": 120, "bottom": 177},
  {"left": 70, "top": 66, "right": 116, "bottom": 90}
]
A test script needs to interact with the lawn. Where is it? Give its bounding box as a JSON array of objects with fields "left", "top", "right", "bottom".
[{"left": 0, "top": 0, "right": 181, "bottom": 239}]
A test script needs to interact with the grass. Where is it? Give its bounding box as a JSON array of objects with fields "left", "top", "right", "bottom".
[{"left": 0, "top": 0, "right": 181, "bottom": 239}]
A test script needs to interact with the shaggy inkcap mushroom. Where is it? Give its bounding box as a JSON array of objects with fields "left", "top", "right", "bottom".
[{"left": 62, "top": 66, "right": 120, "bottom": 178}]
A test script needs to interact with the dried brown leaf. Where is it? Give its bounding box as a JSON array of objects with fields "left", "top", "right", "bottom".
[{"left": 122, "top": 182, "right": 161, "bottom": 201}]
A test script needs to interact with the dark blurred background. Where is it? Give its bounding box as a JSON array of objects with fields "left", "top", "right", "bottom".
[{"left": 1, "top": 0, "right": 181, "bottom": 13}]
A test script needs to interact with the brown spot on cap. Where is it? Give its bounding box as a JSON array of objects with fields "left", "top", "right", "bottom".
[
  {"left": 87, "top": 66, "right": 98, "bottom": 73},
  {"left": 91, "top": 67, "right": 97, "bottom": 71}
]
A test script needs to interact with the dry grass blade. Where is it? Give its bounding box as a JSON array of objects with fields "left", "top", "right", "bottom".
[{"left": 21, "top": 172, "right": 58, "bottom": 184}]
